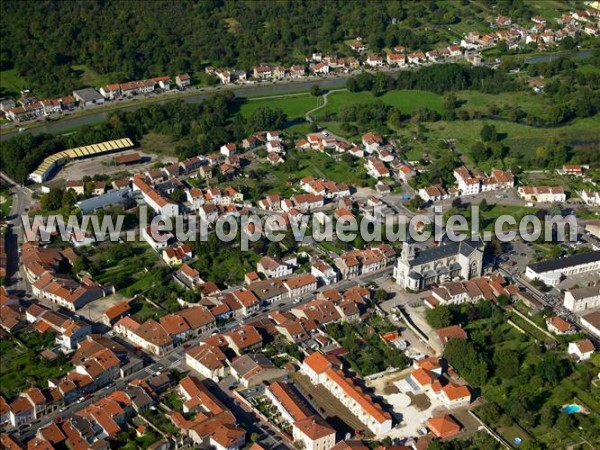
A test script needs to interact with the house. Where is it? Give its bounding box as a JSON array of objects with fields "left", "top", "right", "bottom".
[
  {"left": 311, "top": 259, "right": 338, "bottom": 285},
  {"left": 267, "top": 152, "right": 284, "bottom": 165},
  {"left": 362, "top": 132, "right": 383, "bottom": 153},
  {"left": 518, "top": 186, "right": 566, "bottom": 203},
  {"left": 253, "top": 65, "right": 272, "bottom": 79},
  {"left": 301, "top": 352, "right": 392, "bottom": 435},
  {"left": 242, "top": 136, "right": 258, "bottom": 150},
  {"left": 366, "top": 54, "right": 383, "bottom": 67},
  {"left": 186, "top": 343, "right": 229, "bottom": 381},
  {"left": 257, "top": 256, "right": 293, "bottom": 278},
  {"left": 418, "top": 184, "right": 448, "bottom": 202},
  {"left": 546, "top": 316, "right": 575, "bottom": 335},
  {"left": 581, "top": 311, "right": 600, "bottom": 338},
  {"left": 284, "top": 274, "right": 318, "bottom": 298},
  {"left": 387, "top": 53, "right": 406, "bottom": 66},
  {"left": 292, "top": 415, "right": 337, "bottom": 450},
  {"left": 176, "top": 73, "right": 191, "bottom": 88},
  {"left": 224, "top": 325, "right": 263, "bottom": 355},
  {"left": 65, "top": 180, "right": 85, "bottom": 195},
  {"left": 563, "top": 285, "right": 600, "bottom": 312},
  {"left": 365, "top": 157, "right": 389, "bottom": 179},
  {"left": 101, "top": 301, "right": 131, "bottom": 326},
  {"left": 427, "top": 414, "right": 461, "bottom": 439},
  {"left": 229, "top": 353, "right": 286, "bottom": 387},
  {"left": 141, "top": 225, "right": 174, "bottom": 251},
  {"left": 313, "top": 62, "right": 330, "bottom": 75},
  {"left": 436, "top": 325, "right": 467, "bottom": 346},
  {"left": 439, "top": 383, "right": 471, "bottom": 408},
  {"left": 162, "top": 243, "right": 193, "bottom": 266},
  {"left": 180, "top": 263, "right": 202, "bottom": 287},
  {"left": 220, "top": 143, "right": 237, "bottom": 157},
  {"left": 125, "top": 319, "right": 173, "bottom": 356},
  {"left": 580, "top": 190, "right": 600, "bottom": 206},
  {"left": 568, "top": 339, "right": 594, "bottom": 361}
]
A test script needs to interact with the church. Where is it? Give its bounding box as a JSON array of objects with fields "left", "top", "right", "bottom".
[{"left": 394, "top": 236, "right": 485, "bottom": 291}]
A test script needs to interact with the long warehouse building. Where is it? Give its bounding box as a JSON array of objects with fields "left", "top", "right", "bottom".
[{"left": 28, "top": 137, "right": 134, "bottom": 183}]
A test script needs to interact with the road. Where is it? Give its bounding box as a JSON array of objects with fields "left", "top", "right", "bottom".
[{"left": 0, "top": 170, "right": 33, "bottom": 296}]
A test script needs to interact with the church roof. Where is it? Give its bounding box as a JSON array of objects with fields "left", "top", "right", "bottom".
[{"left": 407, "top": 237, "right": 483, "bottom": 267}]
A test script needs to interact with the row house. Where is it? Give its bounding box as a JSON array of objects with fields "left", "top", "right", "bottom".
[
  {"left": 418, "top": 184, "right": 449, "bottom": 202},
  {"left": 518, "top": 185, "right": 566, "bottom": 203},
  {"left": 284, "top": 273, "right": 318, "bottom": 298},
  {"left": 301, "top": 352, "right": 392, "bottom": 435},
  {"left": 290, "top": 193, "right": 325, "bottom": 212},
  {"left": 132, "top": 175, "right": 179, "bottom": 217},
  {"left": 365, "top": 157, "right": 390, "bottom": 179}
]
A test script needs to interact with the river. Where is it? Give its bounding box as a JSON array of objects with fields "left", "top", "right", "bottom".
[
  {"left": 523, "top": 50, "right": 594, "bottom": 64},
  {"left": 0, "top": 76, "right": 351, "bottom": 142}
]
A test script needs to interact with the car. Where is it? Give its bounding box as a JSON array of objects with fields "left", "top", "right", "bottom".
[{"left": 322, "top": 131, "right": 329, "bottom": 136}]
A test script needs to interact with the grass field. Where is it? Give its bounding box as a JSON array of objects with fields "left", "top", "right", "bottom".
[
  {"left": 265, "top": 149, "right": 372, "bottom": 188},
  {"left": 321, "top": 90, "right": 444, "bottom": 116},
  {"left": 0, "top": 69, "right": 28, "bottom": 96},
  {"left": 237, "top": 93, "right": 321, "bottom": 119},
  {"left": 457, "top": 90, "right": 551, "bottom": 119},
  {"left": 138, "top": 132, "right": 180, "bottom": 158},
  {"left": 71, "top": 65, "right": 115, "bottom": 88}
]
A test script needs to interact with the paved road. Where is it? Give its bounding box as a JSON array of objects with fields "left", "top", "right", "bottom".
[
  {"left": 1, "top": 171, "right": 33, "bottom": 296},
  {"left": 305, "top": 88, "right": 346, "bottom": 123}
]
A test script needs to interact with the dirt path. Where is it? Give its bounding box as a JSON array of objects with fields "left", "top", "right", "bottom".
[{"left": 305, "top": 88, "right": 346, "bottom": 123}]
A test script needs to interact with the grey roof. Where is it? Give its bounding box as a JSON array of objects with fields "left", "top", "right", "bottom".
[
  {"left": 567, "top": 285, "right": 600, "bottom": 300},
  {"left": 72, "top": 88, "right": 104, "bottom": 102},
  {"left": 527, "top": 250, "right": 600, "bottom": 274},
  {"left": 75, "top": 188, "right": 131, "bottom": 213},
  {"left": 409, "top": 238, "right": 482, "bottom": 267}
]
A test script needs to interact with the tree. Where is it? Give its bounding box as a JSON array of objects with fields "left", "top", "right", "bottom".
[
  {"left": 470, "top": 141, "right": 489, "bottom": 162},
  {"left": 40, "top": 188, "right": 63, "bottom": 211},
  {"left": 493, "top": 349, "right": 520, "bottom": 378},
  {"left": 408, "top": 195, "right": 424, "bottom": 210},
  {"left": 479, "top": 198, "right": 489, "bottom": 212},
  {"left": 426, "top": 306, "right": 452, "bottom": 328},
  {"left": 451, "top": 197, "right": 463, "bottom": 209},
  {"left": 539, "top": 404, "right": 558, "bottom": 428},
  {"left": 480, "top": 123, "right": 498, "bottom": 142},
  {"left": 375, "top": 289, "right": 388, "bottom": 302},
  {"left": 310, "top": 85, "right": 322, "bottom": 96}
]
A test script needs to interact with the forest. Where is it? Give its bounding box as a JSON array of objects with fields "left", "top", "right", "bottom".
[{"left": 0, "top": 0, "right": 535, "bottom": 96}]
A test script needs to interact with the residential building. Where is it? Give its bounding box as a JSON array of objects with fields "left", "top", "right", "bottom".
[
  {"left": 186, "top": 343, "right": 229, "bottom": 381},
  {"left": 518, "top": 186, "right": 566, "bottom": 203},
  {"left": 301, "top": 352, "right": 392, "bottom": 435},
  {"left": 581, "top": 311, "right": 600, "bottom": 338},
  {"left": 568, "top": 339, "right": 594, "bottom": 361},
  {"left": 563, "top": 285, "right": 600, "bottom": 312}
]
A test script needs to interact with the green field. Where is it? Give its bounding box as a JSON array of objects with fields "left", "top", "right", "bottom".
[
  {"left": 0, "top": 69, "right": 28, "bottom": 96},
  {"left": 237, "top": 93, "right": 321, "bottom": 119},
  {"left": 321, "top": 89, "right": 444, "bottom": 116},
  {"left": 265, "top": 149, "right": 372, "bottom": 188},
  {"left": 457, "top": 90, "right": 551, "bottom": 119},
  {"left": 71, "top": 65, "right": 115, "bottom": 88}
]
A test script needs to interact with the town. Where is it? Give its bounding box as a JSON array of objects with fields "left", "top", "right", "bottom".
[{"left": 1, "top": 1, "right": 600, "bottom": 450}]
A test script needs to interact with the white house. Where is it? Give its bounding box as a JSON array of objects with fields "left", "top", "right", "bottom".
[{"left": 568, "top": 339, "right": 594, "bottom": 361}]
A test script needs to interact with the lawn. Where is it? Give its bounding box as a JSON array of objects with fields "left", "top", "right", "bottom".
[
  {"left": 71, "top": 65, "right": 116, "bottom": 88},
  {"left": 89, "top": 242, "right": 161, "bottom": 287},
  {"left": 0, "top": 69, "right": 28, "bottom": 96},
  {"left": 415, "top": 117, "right": 600, "bottom": 168},
  {"left": 138, "top": 132, "right": 181, "bottom": 158},
  {"left": 0, "top": 331, "right": 72, "bottom": 398},
  {"left": 237, "top": 93, "right": 321, "bottom": 119},
  {"left": 321, "top": 90, "right": 444, "bottom": 116},
  {"left": 264, "top": 149, "right": 372, "bottom": 189},
  {"left": 130, "top": 297, "right": 165, "bottom": 322},
  {"left": 457, "top": 90, "right": 551, "bottom": 120}
]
